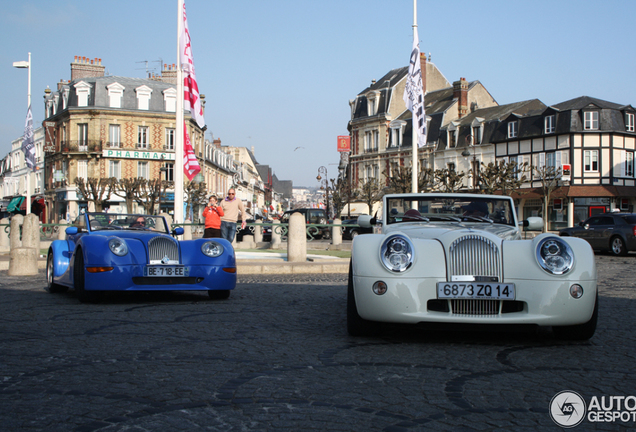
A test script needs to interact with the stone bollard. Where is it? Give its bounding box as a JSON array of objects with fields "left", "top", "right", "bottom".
[
  {"left": 0, "top": 217, "right": 9, "bottom": 252},
  {"left": 183, "top": 219, "right": 192, "bottom": 240},
  {"left": 287, "top": 212, "right": 306, "bottom": 262},
  {"left": 8, "top": 213, "right": 38, "bottom": 276},
  {"left": 254, "top": 223, "right": 263, "bottom": 244},
  {"left": 270, "top": 220, "right": 281, "bottom": 249},
  {"left": 332, "top": 218, "right": 342, "bottom": 246},
  {"left": 241, "top": 234, "right": 256, "bottom": 249},
  {"left": 57, "top": 221, "right": 68, "bottom": 240}
]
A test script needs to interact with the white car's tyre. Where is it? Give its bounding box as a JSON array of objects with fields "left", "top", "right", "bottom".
[
  {"left": 552, "top": 294, "right": 598, "bottom": 341},
  {"left": 347, "top": 262, "right": 381, "bottom": 337}
]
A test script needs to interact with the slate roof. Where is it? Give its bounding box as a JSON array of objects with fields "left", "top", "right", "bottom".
[{"left": 547, "top": 96, "right": 636, "bottom": 134}]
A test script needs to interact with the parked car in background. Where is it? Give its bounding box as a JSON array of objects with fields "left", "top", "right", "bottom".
[
  {"left": 559, "top": 212, "right": 636, "bottom": 256},
  {"left": 236, "top": 218, "right": 273, "bottom": 242},
  {"left": 46, "top": 212, "right": 237, "bottom": 302},
  {"left": 341, "top": 218, "right": 374, "bottom": 240},
  {"left": 348, "top": 193, "right": 598, "bottom": 341},
  {"left": 282, "top": 208, "right": 330, "bottom": 239}
]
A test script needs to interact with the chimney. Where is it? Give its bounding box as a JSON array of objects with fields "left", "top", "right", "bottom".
[
  {"left": 419, "top": 52, "right": 427, "bottom": 96},
  {"left": 453, "top": 77, "right": 468, "bottom": 118},
  {"left": 71, "top": 55, "right": 105, "bottom": 81},
  {"left": 159, "top": 63, "right": 178, "bottom": 85},
  {"left": 213, "top": 138, "right": 221, "bottom": 148}
]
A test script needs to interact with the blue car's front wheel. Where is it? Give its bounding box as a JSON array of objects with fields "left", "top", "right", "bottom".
[
  {"left": 46, "top": 252, "right": 68, "bottom": 294},
  {"left": 74, "top": 249, "right": 101, "bottom": 303}
]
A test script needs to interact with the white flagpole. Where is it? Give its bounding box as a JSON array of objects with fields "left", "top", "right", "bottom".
[
  {"left": 175, "top": 0, "right": 185, "bottom": 224},
  {"left": 411, "top": 0, "right": 418, "bottom": 194}
]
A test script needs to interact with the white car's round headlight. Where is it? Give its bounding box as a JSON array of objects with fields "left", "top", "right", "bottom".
[
  {"left": 108, "top": 237, "right": 128, "bottom": 256},
  {"left": 380, "top": 234, "right": 414, "bottom": 272},
  {"left": 201, "top": 241, "right": 224, "bottom": 257},
  {"left": 536, "top": 237, "right": 574, "bottom": 275}
]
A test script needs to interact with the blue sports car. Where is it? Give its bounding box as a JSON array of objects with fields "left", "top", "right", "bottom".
[{"left": 46, "top": 212, "right": 237, "bottom": 302}]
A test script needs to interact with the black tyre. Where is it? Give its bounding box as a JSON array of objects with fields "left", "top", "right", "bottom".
[
  {"left": 347, "top": 261, "right": 381, "bottom": 337},
  {"left": 553, "top": 294, "right": 598, "bottom": 341},
  {"left": 350, "top": 230, "right": 359, "bottom": 239},
  {"left": 208, "top": 290, "right": 231, "bottom": 300},
  {"left": 74, "top": 249, "right": 101, "bottom": 303},
  {"left": 610, "top": 236, "right": 627, "bottom": 256},
  {"left": 46, "top": 251, "right": 68, "bottom": 294}
]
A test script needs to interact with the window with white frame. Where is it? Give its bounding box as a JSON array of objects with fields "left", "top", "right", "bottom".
[
  {"left": 77, "top": 160, "right": 88, "bottom": 180},
  {"left": 364, "top": 131, "right": 372, "bottom": 152},
  {"left": 448, "top": 130, "right": 456, "bottom": 148},
  {"left": 508, "top": 121, "right": 518, "bottom": 138},
  {"left": 584, "top": 111, "right": 599, "bottom": 130},
  {"left": 389, "top": 121, "right": 406, "bottom": 148},
  {"left": 545, "top": 115, "right": 555, "bottom": 134},
  {"left": 109, "top": 160, "right": 120, "bottom": 179},
  {"left": 472, "top": 126, "right": 481, "bottom": 144},
  {"left": 74, "top": 81, "right": 91, "bottom": 107},
  {"left": 78, "top": 124, "right": 88, "bottom": 151},
  {"left": 137, "top": 161, "right": 148, "bottom": 179},
  {"left": 163, "top": 88, "right": 177, "bottom": 112},
  {"left": 165, "top": 163, "right": 174, "bottom": 181},
  {"left": 624, "top": 151, "right": 634, "bottom": 177},
  {"left": 135, "top": 85, "right": 153, "bottom": 110},
  {"left": 366, "top": 91, "right": 379, "bottom": 116},
  {"left": 165, "top": 128, "right": 175, "bottom": 150},
  {"left": 106, "top": 82, "right": 125, "bottom": 108},
  {"left": 626, "top": 113, "right": 635, "bottom": 132},
  {"left": 109, "top": 124, "right": 120, "bottom": 148},
  {"left": 584, "top": 150, "right": 599, "bottom": 172},
  {"left": 372, "top": 130, "right": 379, "bottom": 151},
  {"left": 137, "top": 126, "right": 148, "bottom": 149}
]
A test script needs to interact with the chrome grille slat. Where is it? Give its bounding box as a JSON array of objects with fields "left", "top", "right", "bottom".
[
  {"left": 148, "top": 237, "right": 180, "bottom": 264},
  {"left": 449, "top": 235, "right": 501, "bottom": 280},
  {"left": 451, "top": 299, "right": 500, "bottom": 316}
]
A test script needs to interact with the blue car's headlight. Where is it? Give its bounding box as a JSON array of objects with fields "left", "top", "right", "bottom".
[
  {"left": 201, "top": 241, "right": 224, "bottom": 257},
  {"left": 536, "top": 237, "right": 574, "bottom": 275},
  {"left": 108, "top": 237, "right": 128, "bottom": 256},
  {"left": 380, "top": 234, "right": 414, "bottom": 272}
]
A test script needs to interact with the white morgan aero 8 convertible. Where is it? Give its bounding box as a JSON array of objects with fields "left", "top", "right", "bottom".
[{"left": 348, "top": 193, "right": 598, "bottom": 340}]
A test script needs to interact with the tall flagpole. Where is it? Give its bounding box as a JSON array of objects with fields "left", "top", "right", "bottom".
[
  {"left": 175, "top": 0, "right": 185, "bottom": 224},
  {"left": 411, "top": 0, "right": 418, "bottom": 194}
]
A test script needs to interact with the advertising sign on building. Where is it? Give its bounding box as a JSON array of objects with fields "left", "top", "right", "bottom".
[
  {"left": 337, "top": 135, "right": 350, "bottom": 152},
  {"left": 562, "top": 164, "right": 571, "bottom": 181},
  {"left": 43, "top": 121, "right": 57, "bottom": 153}
]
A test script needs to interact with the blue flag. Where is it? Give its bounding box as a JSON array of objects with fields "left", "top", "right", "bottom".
[{"left": 21, "top": 105, "right": 36, "bottom": 172}]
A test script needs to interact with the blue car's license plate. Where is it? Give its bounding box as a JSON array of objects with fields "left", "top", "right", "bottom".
[
  {"left": 436, "top": 282, "right": 515, "bottom": 300},
  {"left": 144, "top": 266, "right": 188, "bottom": 277}
]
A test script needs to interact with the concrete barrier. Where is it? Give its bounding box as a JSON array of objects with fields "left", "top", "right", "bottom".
[
  {"left": 270, "top": 220, "right": 282, "bottom": 249},
  {"left": 0, "top": 217, "right": 9, "bottom": 252},
  {"left": 183, "top": 219, "right": 192, "bottom": 240},
  {"left": 8, "top": 214, "right": 38, "bottom": 276},
  {"left": 332, "top": 218, "right": 342, "bottom": 246},
  {"left": 287, "top": 212, "right": 306, "bottom": 262},
  {"left": 57, "top": 221, "right": 68, "bottom": 240}
]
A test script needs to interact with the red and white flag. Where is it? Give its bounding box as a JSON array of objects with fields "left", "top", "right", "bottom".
[
  {"left": 183, "top": 122, "right": 201, "bottom": 180},
  {"left": 179, "top": 1, "right": 205, "bottom": 129}
]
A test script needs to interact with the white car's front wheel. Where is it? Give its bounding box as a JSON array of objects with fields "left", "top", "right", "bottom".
[
  {"left": 347, "top": 262, "right": 381, "bottom": 337},
  {"left": 552, "top": 294, "right": 598, "bottom": 341}
]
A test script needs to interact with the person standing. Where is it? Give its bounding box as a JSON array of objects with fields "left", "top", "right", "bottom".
[
  {"left": 202, "top": 195, "right": 224, "bottom": 238},
  {"left": 220, "top": 188, "right": 246, "bottom": 242}
]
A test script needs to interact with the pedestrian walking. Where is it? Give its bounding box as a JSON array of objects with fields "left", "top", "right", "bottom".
[
  {"left": 220, "top": 188, "right": 246, "bottom": 242},
  {"left": 202, "top": 195, "right": 224, "bottom": 238}
]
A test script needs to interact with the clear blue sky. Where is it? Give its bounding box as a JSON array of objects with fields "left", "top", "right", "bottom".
[{"left": 2, "top": 0, "right": 635, "bottom": 188}]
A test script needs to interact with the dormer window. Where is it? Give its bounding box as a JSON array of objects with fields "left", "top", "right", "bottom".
[
  {"left": 471, "top": 117, "right": 484, "bottom": 145},
  {"left": 626, "top": 113, "right": 635, "bottom": 132},
  {"left": 163, "top": 88, "right": 177, "bottom": 112},
  {"left": 366, "top": 91, "right": 380, "bottom": 116},
  {"left": 448, "top": 122, "right": 459, "bottom": 148},
  {"left": 584, "top": 111, "right": 599, "bottom": 130},
  {"left": 389, "top": 120, "right": 407, "bottom": 148},
  {"left": 74, "top": 81, "right": 91, "bottom": 107},
  {"left": 106, "top": 82, "right": 125, "bottom": 108},
  {"left": 62, "top": 88, "right": 69, "bottom": 110},
  {"left": 545, "top": 115, "right": 555, "bottom": 134},
  {"left": 135, "top": 85, "right": 153, "bottom": 110},
  {"left": 507, "top": 121, "right": 518, "bottom": 138}
]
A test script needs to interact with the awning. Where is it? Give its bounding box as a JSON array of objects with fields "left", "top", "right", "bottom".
[{"left": 7, "top": 196, "right": 25, "bottom": 212}]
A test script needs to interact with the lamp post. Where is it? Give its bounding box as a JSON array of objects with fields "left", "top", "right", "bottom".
[
  {"left": 461, "top": 136, "right": 479, "bottom": 191},
  {"left": 316, "top": 166, "right": 330, "bottom": 217},
  {"left": 13, "top": 53, "right": 32, "bottom": 215},
  {"left": 158, "top": 163, "right": 168, "bottom": 214}
]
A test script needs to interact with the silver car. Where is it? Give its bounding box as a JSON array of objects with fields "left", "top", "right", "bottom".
[{"left": 559, "top": 213, "right": 636, "bottom": 256}]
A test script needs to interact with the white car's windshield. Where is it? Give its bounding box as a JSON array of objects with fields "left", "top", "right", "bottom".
[
  {"left": 386, "top": 197, "right": 514, "bottom": 226},
  {"left": 86, "top": 213, "right": 168, "bottom": 233}
]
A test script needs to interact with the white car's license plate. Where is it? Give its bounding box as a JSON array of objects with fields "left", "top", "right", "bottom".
[
  {"left": 437, "top": 282, "right": 515, "bottom": 300},
  {"left": 144, "top": 266, "right": 188, "bottom": 277}
]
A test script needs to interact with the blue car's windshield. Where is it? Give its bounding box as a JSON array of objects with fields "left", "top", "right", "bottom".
[{"left": 85, "top": 213, "right": 168, "bottom": 233}]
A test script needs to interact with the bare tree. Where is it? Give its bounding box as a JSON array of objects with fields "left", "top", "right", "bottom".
[
  {"left": 384, "top": 164, "right": 435, "bottom": 193},
  {"left": 357, "top": 178, "right": 384, "bottom": 216},
  {"left": 476, "top": 160, "right": 529, "bottom": 195},
  {"left": 74, "top": 177, "right": 117, "bottom": 212},
  {"left": 135, "top": 179, "right": 174, "bottom": 215},
  {"left": 184, "top": 181, "right": 208, "bottom": 221},
  {"left": 534, "top": 165, "right": 562, "bottom": 232},
  {"left": 432, "top": 167, "right": 466, "bottom": 193},
  {"left": 113, "top": 178, "right": 143, "bottom": 213}
]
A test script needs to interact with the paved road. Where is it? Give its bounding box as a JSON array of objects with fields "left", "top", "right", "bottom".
[{"left": 0, "top": 255, "right": 634, "bottom": 431}]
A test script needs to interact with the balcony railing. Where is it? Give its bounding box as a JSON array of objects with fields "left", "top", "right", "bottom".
[{"left": 60, "top": 140, "right": 102, "bottom": 153}]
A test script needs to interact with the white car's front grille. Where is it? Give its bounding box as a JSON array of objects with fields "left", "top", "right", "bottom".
[
  {"left": 451, "top": 299, "right": 499, "bottom": 315},
  {"left": 148, "top": 236, "right": 180, "bottom": 264},
  {"left": 448, "top": 235, "right": 501, "bottom": 281}
]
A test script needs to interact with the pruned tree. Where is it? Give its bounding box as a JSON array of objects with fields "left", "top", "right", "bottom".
[
  {"left": 384, "top": 164, "right": 435, "bottom": 193},
  {"left": 113, "top": 178, "right": 144, "bottom": 213},
  {"left": 476, "top": 160, "right": 529, "bottom": 195},
  {"left": 535, "top": 165, "right": 562, "bottom": 232},
  {"left": 184, "top": 181, "right": 208, "bottom": 221},
  {"left": 357, "top": 178, "right": 384, "bottom": 216},
  {"left": 135, "top": 179, "right": 174, "bottom": 215},
  {"left": 74, "top": 177, "right": 117, "bottom": 212},
  {"left": 432, "top": 167, "right": 466, "bottom": 193}
]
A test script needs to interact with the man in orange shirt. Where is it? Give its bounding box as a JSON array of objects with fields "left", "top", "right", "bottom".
[{"left": 202, "top": 195, "right": 224, "bottom": 238}]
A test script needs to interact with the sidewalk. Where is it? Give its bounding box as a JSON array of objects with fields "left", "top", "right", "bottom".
[{"left": 0, "top": 250, "right": 350, "bottom": 274}]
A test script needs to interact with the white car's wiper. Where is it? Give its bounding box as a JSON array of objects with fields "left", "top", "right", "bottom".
[
  {"left": 428, "top": 215, "right": 461, "bottom": 222},
  {"left": 462, "top": 215, "right": 493, "bottom": 223}
]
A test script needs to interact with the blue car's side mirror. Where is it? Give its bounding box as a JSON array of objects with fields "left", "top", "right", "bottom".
[
  {"left": 65, "top": 226, "right": 78, "bottom": 235},
  {"left": 173, "top": 227, "right": 184, "bottom": 236}
]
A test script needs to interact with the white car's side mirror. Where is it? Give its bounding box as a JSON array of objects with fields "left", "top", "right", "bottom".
[
  {"left": 521, "top": 216, "right": 543, "bottom": 231},
  {"left": 358, "top": 214, "right": 374, "bottom": 228}
]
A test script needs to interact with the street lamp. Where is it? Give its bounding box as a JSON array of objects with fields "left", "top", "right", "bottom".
[
  {"left": 462, "top": 136, "right": 479, "bottom": 191},
  {"left": 316, "top": 166, "right": 330, "bottom": 217},
  {"left": 13, "top": 52, "right": 32, "bottom": 215}
]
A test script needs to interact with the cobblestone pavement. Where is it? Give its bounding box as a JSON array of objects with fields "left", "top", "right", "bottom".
[{"left": 0, "top": 255, "right": 635, "bottom": 431}]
